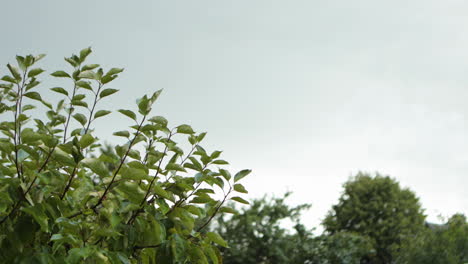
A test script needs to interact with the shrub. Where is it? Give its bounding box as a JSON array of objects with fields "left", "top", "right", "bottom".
[{"left": 0, "top": 48, "right": 250, "bottom": 263}]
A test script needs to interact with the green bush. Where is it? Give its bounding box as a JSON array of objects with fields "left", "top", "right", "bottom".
[{"left": 0, "top": 48, "right": 250, "bottom": 263}]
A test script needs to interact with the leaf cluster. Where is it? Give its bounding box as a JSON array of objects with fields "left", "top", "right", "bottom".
[{"left": 0, "top": 48, "right": 250, "bottom": 263}]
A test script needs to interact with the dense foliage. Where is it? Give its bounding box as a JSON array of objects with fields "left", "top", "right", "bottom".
[
  {"left": 0, "top": 48, "right": 250, "bottom": 263},
  {"left": 396, "top": 214, "right": 468, "bottom": 264},
  {"left": 211, "top": 193, "right": 375, "bottom": 264},
  {"left": 211, "top": 193, "right": 311, "bottom": 264},
  {"left": 323, "top": 172, "right": 426, "bottom": 263}
]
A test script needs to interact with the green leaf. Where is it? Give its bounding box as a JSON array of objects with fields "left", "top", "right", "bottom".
[
  {"left": 18, "top": 149, "right": 30, "bottom": 162},
  {"left": 16, "top": 56, "right": 26, "bottom": 70},
  {"left": 206, "top": 232, "right": 228, "bottom": 248},
  {"left": 219, "top": 206, "right": 238, "bottom": 214},
  {"left": 165, "top": 163, "right": 186, "bottom": 172},
  {"left": 79, "top": 47, "right": 92, "bottom": 62},
  {"left": 27, "top": 68, "right": 45, "bottom": 78},
  {"left": 82, "top": 64, "right": 99, "bottom": 71},
  {"left": 118, "top": 109, "right": 136, "bottom": 121},
  {"left": 51, "top": 71, "right": 70, "bottom": 78},
  {"left": 24, "top": 91, "right": 42, "bottom": 101},
  {"left": 120, "top": 167, "right": 149, "bottom": 181},
  {"left": 35, "top": 54, "right": 46, "bottom": 62},
  {"left": 106, "top": 68, "right": 124, "bottom": 76},
  {"left": 149, "top": 116, "right": 168, "bottom": 126},
  {"left": 137, "top": 95, "right": 151, "bottom": 115},
  {"left": 212, "top": 159, "right": 229, "bottom": 165},
  {"left": 113, "top": 130, "right": 130, "bottom": 138},
  {"left": 233, "top": 183, "right": 248, "bottom": 194},
  {"left": 72, "top": 94, "right": 85, "bottom": 101},
  {"left": 82, "top": 158, "right": 110, "bottom": 178},
  {"left": 7, "top": 64, "right": 22, "bottom": 81},
  {"left": 94, "top": 110, "right": 111, "bottom": 119},
  {"left": 72, "top": 113, "right": 87, "bottom": 126},
  {"left": 231, "top": 196, "right": 249, "bottom": 205},
  {"left": 71, "top": 100, "right": 88, "bottom": 107},
  {"left": 177, "top": 124, "right": 194, "bottom": 134},
  {"left": 234, "top": 169, "right": 251, "bottom": 183},
  {"left": 76, "top": 81, "right": 92, "bottom": 90},
  {"left": 150, "top": 89, "right": 162, "bottom": 103},
  {"left": 50, "top": 87, "right": 68, "bottom": 96},
  {"left": 79, "top": 134, "right": 95, "bottom": 148},
  {"left": 78, "top": 70, "right": 97, "bottom": 79},
  {"left": 219, "top": 169, "right": 231, "bottom": 181},
  {"left": 65, "top": 57, "right": 79, "bottom": 67},
  {"left": 1, "top": 75, "right": 17, "bottom": 83},
  {"left": 99, "top": 88, "right": 119, "bottom": 98}
]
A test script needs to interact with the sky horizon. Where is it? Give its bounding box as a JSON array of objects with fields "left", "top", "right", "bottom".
[{"left": 2, "top": 0, "right": 467, "bottom": 231}]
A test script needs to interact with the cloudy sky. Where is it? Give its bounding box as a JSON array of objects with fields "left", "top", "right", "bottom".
[{"left": 2, "top": 0, "right": 468, "bottom": 230}]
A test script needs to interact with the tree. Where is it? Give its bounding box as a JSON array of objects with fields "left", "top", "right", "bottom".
[
  {"left": 323, "top": 172, "right": 425, "bottom": 264},
  {"left": 396, "top": 213, "right": 468, "bottom": 264},
  {"left": 0, "top": 48, "right": 250, "bottom": 263},
  {"left": 211, "top": 193, "right": 312, "bottom": 264},
  {"left": 211, "top": 193, "right": 374, "bottom": 264}
]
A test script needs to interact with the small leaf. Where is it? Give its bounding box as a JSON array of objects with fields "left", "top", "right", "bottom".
[
  {"left": 51, "top": 71, "right": 70, "bottom": 78},
  {"left": 76, "top": 81, "right": 92, "bottom": 90},
  {"left": 79, "top": 134, "right": 95, "bottom": 148},
  {"left": 149, "top": 116, "right": 168, "bottom": 126},
  {"left": 113, "top": 130, "right": 130, "bottom": 138},
  {"left": 24, "top": 92, "right": 42, "bottom": 101},
  {"left": 79, "top": 47, "right": 92, "bottom": 62},
  {"left": 106, "top": 68, "right": 124, "bottom": 76},
  {"left": 212, "top": 159, "right": 229, "bottom": 165},
  {"left": 150, "top": 89, "right": 163, "bottom": 103},
  {"left": 72, "top": 113, "right": 87, "bottom": 126},
  {"left": 50, "top": 87, "right": 68, "bottom": 96},
  {"left": 234, "top": 169, "right": 251, "bottom": 183},
  {"left": 18, "top": 149, "right": 30, "bottom": 162},
  {"left": 78, "top": 70, "right": 97, "bottom": 79},
  {"left": 1, "top": 75, "right": 17, "bottom": 83},
  {"left": 219, "top": 206, "right": 238, "bottom": 214},
  {"left": 1, "top": 75, "right": 18, "bottom": 83},
  {"left": 82, "top": 64, "right": 99, "bottom": 71},
  {"left": 16, "top": 56, "right": 26, "bottom": 70},
  {"left": 219, "top": 169, "right": 231, "bottom": 181},
  {"left": 71, "top": 100, "right": 88, "bottom": 107},
  {"left": 94, "top": 110, "right": 111, "bottom": 119},
  {"left": 7, "top": 64, "right": 22, "bottom": 81},
  {"left": 231, "top": 196, "right": 249, "bottom": 205},
  {"left": 99, "top": 88, "right": 119, "bottom": 98},
  {"left": 118, "top": 109, "right": 136, "bottom": 121},
  {"left": 72, "top": 94, "right": 86, "bottom": 101},
  {"left": 177, "top": 124, "right": 194, "bottom": 134},
  {"left": 27, "top": 68, "right": 45, "bottom": 78},
  {"left": 35, "top": 54, "right": 46, "bottom": 62},
  {"left": 206, "top": 232, "right": 228, "bottom": 248},
  {"left": 233, "top": 184, "right": 248, "bottom": 194},
  {"left": 165, "top": 163, "right": 186, "bottom": 172}
]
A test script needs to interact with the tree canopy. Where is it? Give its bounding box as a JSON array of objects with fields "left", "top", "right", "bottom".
[{"left": 323, "top": 172, "right": 425, "bottom": 264}]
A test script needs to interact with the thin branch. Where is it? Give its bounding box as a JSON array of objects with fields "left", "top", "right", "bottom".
[
  {"left": 196, "top": 186, "right": 232, "bottom": 232},
  {"left": 91, "top": 115, "right": 147, "bottom": 210}
]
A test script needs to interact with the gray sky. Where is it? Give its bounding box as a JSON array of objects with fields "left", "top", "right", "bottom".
[{"left": 2, "top": 0, "right": 468, "bottom": 230}]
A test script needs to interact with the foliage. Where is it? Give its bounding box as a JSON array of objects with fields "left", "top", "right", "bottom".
[
  {"left": 311, "top": 232, "right": 375, "bottom": 264},
  {"left": 211, "top": 193, "right": 311, "bottom": 264},
  {"left": 323, "top": 172, "right": 425, "bottom": 264},
  {"left": 211, "top": 193, "right": 375, "bottom": 264},
  {"left": 0, "top": 48, "right": 250, "bottom": 263},
  {"left": 396, "top": 213, "right": 468, "bottom": 264}
]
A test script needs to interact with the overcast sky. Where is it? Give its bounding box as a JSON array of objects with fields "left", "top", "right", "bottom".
[{"left": 2, "top": 0, "right": 468, "bottom": 230}]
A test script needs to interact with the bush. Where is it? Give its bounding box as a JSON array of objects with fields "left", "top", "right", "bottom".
[{"left": 0, "top": 48, "right": 250, "bottom": 263}]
